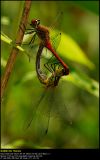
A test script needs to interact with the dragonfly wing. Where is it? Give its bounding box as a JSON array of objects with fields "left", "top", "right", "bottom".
[
  {"left": 33, "top": 89, "right": 55, "bottom": 135},
  {"left": 23, "top": 90, "right": 46, "bottom": 131},
  {"left": 48, "top": 12, "right": 63, "bottom": 51},
  {"left": 22, "top": 33, "right": 39, "bottom": 61},
  {"left": 49, "top": 30, "right": 61, "bottom": 51},
  {"left": 52, "top": 85, "right": 73, "bottom": 125},
  {"left": 49, "top": 11, "right": 63, "bottom": 33}
]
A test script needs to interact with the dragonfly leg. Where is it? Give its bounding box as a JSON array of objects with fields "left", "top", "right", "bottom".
[
  {"left": 29, "top": 33, "right": 37, "bottom": 47},
  {"left": 51, "top": 63, "right": 55, "bottom": 71},
  {"left": 44, "top": 63, "right": 53, "bottom": 73},
  {"left": 25, "top": 30, "right": 35, "bottom": 35},
  {"left": 51, "top": 61, "right": 60, "bottom": 71},
  {"left": 44, "top": 54, "right": 57, "bottom": 71},
  {"left": 44, "top": 57, "right": 59, "bottom": 73},
  {"left": 19, "top": 22, "right": 35, "bottom": 33},
  {"left": 22, "top": 33, "right": 36, "bottom": 47},
  {"left": 44, "top": 55, "right": 60, "bottom": 73},
  {"left": 19, "top": 22, "right": 36, "bottom": 35}
]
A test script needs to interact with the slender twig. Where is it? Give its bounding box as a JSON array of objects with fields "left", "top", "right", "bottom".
[{"left": 1, "top": 0, "right": 32, "bottom": 99}]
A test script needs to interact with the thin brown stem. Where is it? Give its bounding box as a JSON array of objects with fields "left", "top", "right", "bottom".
[{"left": 1, "top": 0, "right": 32, "bottom": 99}]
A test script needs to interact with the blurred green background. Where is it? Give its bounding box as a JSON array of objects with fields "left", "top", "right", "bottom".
[{"left": 1, "top": 1, "right": 99, "bottom": 149}]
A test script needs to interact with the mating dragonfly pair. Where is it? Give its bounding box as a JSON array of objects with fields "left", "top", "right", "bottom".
[
  {"left": 22, "top": 17, "right": 69, "bottom": 88},
  {"left": 21, "top": 15, "right": 70, "bottom": 134}
]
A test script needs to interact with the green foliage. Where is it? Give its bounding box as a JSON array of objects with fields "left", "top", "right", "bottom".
[
  {"left": 58, "top": 31, "right": 95, "bottom": 69},
  {"left": 1, "top": 32, "right": 24, "bottom": 52},
  {"left": 65, "top": 68, "right": 99, "bottom": 97},
  {"left": 72, "top": 1, "right": 99, "bottom": 15}
]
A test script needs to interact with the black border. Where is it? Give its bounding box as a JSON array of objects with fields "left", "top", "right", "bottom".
[{"left": 0, "top": 149, "right": 99, "bottom": 159}]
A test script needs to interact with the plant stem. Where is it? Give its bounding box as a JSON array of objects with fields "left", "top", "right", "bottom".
[{"left": 1, "top": 0, "right": 32, "bottom": 99}]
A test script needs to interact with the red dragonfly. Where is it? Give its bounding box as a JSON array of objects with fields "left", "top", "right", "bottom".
[{"left": 23, "top": 14, "right": 69, "bottom": 75}]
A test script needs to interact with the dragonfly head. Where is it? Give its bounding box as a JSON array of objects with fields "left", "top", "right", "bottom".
[
  {"left": 30, "top": 19, "right": 40, "bottom": 28},
  {"left": 62, "top": 67, "right": 69, "bottom": 76}
]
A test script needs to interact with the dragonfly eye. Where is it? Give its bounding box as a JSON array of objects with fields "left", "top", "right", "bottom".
[
  {"left": 30, "top": 19, "right": 40, "bottom": 27},
  {"left": 36, "top": 19, "right": 40, "bottom": 25},
  {"left": 62, "top": 68, "right": 67, "bottom": 76}
]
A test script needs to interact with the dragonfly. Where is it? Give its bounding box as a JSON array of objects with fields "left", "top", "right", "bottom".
[
  {"left": 24, "top": 43, "right": 71, "bottom": 135},
  {"left": 23, "top": 14, "right": 71, "bottom": 135},
  {"left": 22, "top": 13, "right": 69, "bottom": 75},
  {"left": 36, "top": 43, "right": 67, "bottom": 87}
]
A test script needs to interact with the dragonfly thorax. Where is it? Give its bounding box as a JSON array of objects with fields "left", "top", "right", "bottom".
[
  {"left": 36, "top": 25, "right": 50, "bottom": 45},
  {"left": 56, "top": 68, "right": 67, "bottom": 76},
  {"left": 30, "top": 19, "right": 51, "bottom": 45}
]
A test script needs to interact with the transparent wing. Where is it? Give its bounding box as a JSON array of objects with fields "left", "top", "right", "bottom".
[
  {"left": 52, "top": 84, "right": 74, "bottom": 125},
  {"left": 50, "top": 31, "right": 61, "bottom": 51},
  {"left": 23, "top": 81, "right": 73, "bottom": 137},
  {"left": 48, "top": 12, "right": 63, "bottom": 50},
  {"left": 31, "top": 86, "right": 73, "bottom": 136},
  {"left": 23, "top": 89, "right": 47, "bottom": 136},
  {"left": 21, "top": 33, "right": 39, "bottom": 61},
  {"left": 24, "top": 88, "right": 55, "bottom": 136},
  {"left": 49, "top": 11, "right": 63, "bottom": 34},
  {"left": 39, "top": 47, "right": 60, "bottom": 76},
  {"left": 34, "top": 89, "right": 55, "bottom": 135}
]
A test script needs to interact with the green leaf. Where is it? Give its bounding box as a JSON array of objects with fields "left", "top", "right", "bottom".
[
  {"left": 57, "top": 31, "right": 95, "bottom": 69},
  {"left": 63, "top": 68, "right": 99, "bottom": 97},
  {"left": 1, "top": 57, "right": 7, "bottom": 67},
  {"left": 1, "top": 32, "right": 24, "bottom": 52},
  {"left": 1, "top": 32, "right": 12, "bottom": 44}
]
